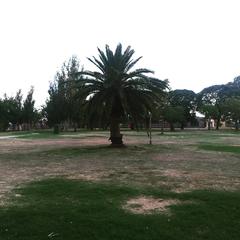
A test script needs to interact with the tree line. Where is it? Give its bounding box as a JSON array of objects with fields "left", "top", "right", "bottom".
[
  {"left": 1, "top": 44, "right": 240, "bottom": 136},
  {"left": 0, "top": 87, "right": 38, "bottom": 131}
]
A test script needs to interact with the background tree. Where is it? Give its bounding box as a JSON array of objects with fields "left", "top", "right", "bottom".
[
  {"left": 197, "top": 76, "right": 240, "bottom": 130},
  {"left": 163, "top": 106, "right": 185, "bottom": 131},
  {"left": 200, "top": 104, "right": 220, "bottom": 130},
  {"left": 169, "top": 89, "right": 197, "bottom": 129},
  {"left": 2, "top": 91, "right": 23, "bottom": 130},
  {"left": 76, "top": 44, "right": 168, "bottom": 145},
  {"left": 197, "top": 85, "right": 225, "bottom": 130},
  {"left": 22, "top": 87, "right": 36, "bottom": 130},
  {"left": 222, "top": 97, "right": 240, "bottom": 130},
  {"left": 0, "top": 98, "right": 9, "bottom": 131},
  {"left": 46, "top": 56, "right": 83, "bottom": 132}
]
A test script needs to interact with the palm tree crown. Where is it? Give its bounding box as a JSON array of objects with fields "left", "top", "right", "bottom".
[{"left": 77, "top": 43, "right": 168, "bottom": 145}]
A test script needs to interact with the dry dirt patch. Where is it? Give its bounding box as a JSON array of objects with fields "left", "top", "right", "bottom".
[{"left": 123, "top": 196, "right": 180, "bottom": 215}]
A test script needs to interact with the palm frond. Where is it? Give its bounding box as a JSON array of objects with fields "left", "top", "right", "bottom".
[
  {"left": 76, "top": 71, "right": 104, "bottom": 82},
  {"left": 125, "top": 56, "right": 142, "bottom": 72},
  {"left": 75, "top": 43, "right": 168, "bottom": 125},
  {"left": 87, "top": 57, "right": 105, "bottom": 73}
]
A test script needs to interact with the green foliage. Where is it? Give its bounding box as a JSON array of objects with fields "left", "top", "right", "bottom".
[
  {"left": 76, "top": 43, "right": 168, "bottom": 143},
  {"left": 222, "top": 97, "right": 240, "bottom": 130},
  {"left": 197, "top": 86, "right": 226, "bottom": 130},
  {"left": 163, "top": 106, "right": 185, "bottom": 130},
  {"left": 0, "top": 91, "right": 23, "bottom": 130},
  {"left": 0, "top": 179, "right": 240, "bottom": 240},
  {"left": 0, "top": 89, "right": 38, "bottom": 131},
  {"left": 200, "top": 105, "right": 221, "bottom": 130},
  {"left": 197, "top": 78, "right": 240, "bottom": 108},
  {"left": 22, "top": 87, "right": 37, "bottom": 129},
  {"left": 200, "top": 105, "right": 219, "bottom": 119},
  {"left": 0, "top": 100, "right": 8, "bottom": 131},
  {"left": 168, "top": 89, "right": 197, "bottom": 127},
  {"left": 46, "top": 56, "right": 83, "bottom": 129},
  {"left": 199, "top": 144, "right": 240, "bottom": 154}
]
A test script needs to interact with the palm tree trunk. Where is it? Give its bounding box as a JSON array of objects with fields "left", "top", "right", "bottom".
[{"left": 109, "top": 117, "right": 123, "bottom": 146}]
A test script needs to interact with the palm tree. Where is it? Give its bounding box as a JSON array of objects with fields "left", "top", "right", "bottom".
[{"left": 77, "top": 44, "right": 168, "bottom": 146}]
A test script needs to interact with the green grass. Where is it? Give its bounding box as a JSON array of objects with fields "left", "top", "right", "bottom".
[
  {"left": 0, "top": 179, "right": 240, "bottom": 240},
  {"left": 199, "top": 144, "right": 240, "bottom": 154},
  {"left": 1, "top": 130, "right": 240, "bottom": 239}
]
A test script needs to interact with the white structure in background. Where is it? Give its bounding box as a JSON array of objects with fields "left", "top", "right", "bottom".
[{"left": 195, "top": 111, "right": 207, "bottom": 128}]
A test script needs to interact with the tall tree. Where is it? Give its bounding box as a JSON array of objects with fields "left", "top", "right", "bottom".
[
  {"left": 22, "top": 86, "right": 36, "bottom": 130},
  {"left": 0, "top": 98, "right": 9, "bottom": 131},
  {"left": 76, "top": 44, "right": 168, "bottom": 146},
  {"left": 46, "top": 56, "right": 83, "bottom": 131}
]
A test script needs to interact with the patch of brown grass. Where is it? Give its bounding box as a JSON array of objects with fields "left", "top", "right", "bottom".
[
  {"left": 122, "top": 196, "right": 180, "bottom": 215},
  {"left": 0, "top": 131, "right": 240, "bottom": 204}
]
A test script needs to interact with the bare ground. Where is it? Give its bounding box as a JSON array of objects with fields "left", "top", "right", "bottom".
[
  {"left": 122, "top": 196, "right": 180, "bottom": 215},
  {"left": 0, "top": 131, "right": 240, "bottom": 204}
]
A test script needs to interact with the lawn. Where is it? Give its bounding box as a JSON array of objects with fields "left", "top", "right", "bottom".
[{"left": 0, "top": 130, "right": 240, "bottom": 239}]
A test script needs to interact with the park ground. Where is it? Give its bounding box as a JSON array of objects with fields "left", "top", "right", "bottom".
[{"left": 0, "top": 130, "right": 240, "bottom": 239}]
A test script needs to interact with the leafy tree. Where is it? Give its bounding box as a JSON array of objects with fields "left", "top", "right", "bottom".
[
  {"left": 3, "top": 91, "right": 23, "bottom": 130},
  {"left": 0, "top": 99, "right": 9, "bottom": 131},
  {"left": 46, "top": 56, "right": 83, "bottom": 131},
  {"left": 221, "top": 76, "right": 240, "bottom": 98},
  {"left": 222, "top": 97, "right": 240, "bottom": 130},
  {"left": 169, "top": 89, "right": 197, "bottom": 129},
  {"left": 200, "top": 104, "right": 220, "bottom": 130},
  {"left": 163, "top": 106, "right": 185, "bottom": 131},
  {"left": 197, "top": 85, "right": 225, "bottom": 130},
  {"left": 0, "top": 89, "right": 39, "bottom": 131},
  {"left": 22, "top": 87, "right": 36, "bottom": 130},
  {"left": 76, "top": 44, "right": 168, "bottom": 145},
  {"left": 197, "top": 76, "right": 240, "bottom": 129}
]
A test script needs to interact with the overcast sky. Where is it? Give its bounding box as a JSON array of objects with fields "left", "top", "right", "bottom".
[{"left": 1, "top": 0, "right": 240, "bottom": 107}]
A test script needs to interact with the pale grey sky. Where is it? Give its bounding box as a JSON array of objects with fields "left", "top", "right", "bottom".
[{"left": 1, "top": 0, "right": 240, "bottom": 107}]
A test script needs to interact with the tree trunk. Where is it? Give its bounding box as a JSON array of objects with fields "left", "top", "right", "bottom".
[
  {"left": 53, "top": 124, "right": 60, "bottom": 134},
  {"left": 207, "top": 119, "right": 211, "bottom": 130},
  {"left": 216, "top": 118, "right": 220, "bottom": 130},
  {"left": 235, "top": 120, "right": 239, "bottom": 131},
  {"left": 170, "top": 123, "right": 175, "bottom": 131},
  {"left": 109, "top": 117, "right": 123, "bottom": 146}
]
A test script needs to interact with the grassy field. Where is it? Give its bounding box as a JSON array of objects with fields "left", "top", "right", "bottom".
[{"left": 0, "top": 129, "right": 240, "bottom": 239}]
